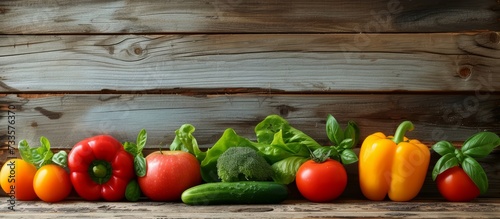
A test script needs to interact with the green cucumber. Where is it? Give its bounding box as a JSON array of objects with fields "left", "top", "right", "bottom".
[{"left": 181, "top": 181, "right": 288, "bottom": 205}]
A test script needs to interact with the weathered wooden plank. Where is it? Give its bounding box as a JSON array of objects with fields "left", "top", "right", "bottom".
[
  {"left": 0, "top": 198, "right": 499, "bottom": 218},
  {"left": 1, "top": 33, "right": 498, "bottom": 92},
  {"left": 0, "top": 0, "right": 498, "bottom": 34},
  {"left": 0, "top": 93, "right": 498, "bottom": 150}
]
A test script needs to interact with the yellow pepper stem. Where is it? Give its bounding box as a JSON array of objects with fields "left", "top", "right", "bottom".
[{"left": 392, "top": 121, "right": 414, "bottom": 144}]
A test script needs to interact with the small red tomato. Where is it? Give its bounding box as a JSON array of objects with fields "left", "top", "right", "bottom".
[
  {"left": 138, "top": 151, "right": 201, "bottom": 201},
  {"left": 436, "top": 166, "right": 480, "bottom": 202},
  {"left": 295, "top": 159, "right": 347, "bottom": 202}
]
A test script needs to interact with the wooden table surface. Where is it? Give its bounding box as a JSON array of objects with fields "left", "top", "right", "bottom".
[{"left": 1, "top": 198, "right": 500, "bottom": 218}]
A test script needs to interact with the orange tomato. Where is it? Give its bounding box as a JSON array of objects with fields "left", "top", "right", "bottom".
[
  {"left": 33, "top": 164, "right": 72, "bottom": 202},
  {"left": 0, "top": 159, "right": 38, "bottom": 201}
]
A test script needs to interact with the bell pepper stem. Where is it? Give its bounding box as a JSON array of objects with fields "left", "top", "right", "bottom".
[
  {"left": 89, "top": 160, "right": 112, "bottom": 184},
  {"left": 93, "top": 164, "right": 108, "bottom": 178},
  {"left": 393, "top": 121, "right": 414, "bottom": 144}
]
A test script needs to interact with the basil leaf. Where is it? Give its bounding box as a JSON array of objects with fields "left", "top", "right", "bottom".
[
  {"left": 136, "top": 129, "right": 147, "bottom": 153},
  {"left": 326, "top": 114, "right": 343, "bottom": 146},
  {"left": 431, "top": 141, "right": 456, "bottom": 156},
  {"left": 42, "top": 150, "right": 53, "bottom": 165},
  {"left": 52, "top": 151, "right": 68, "bottom": 168},
  {"left": 339, "top": 138, "right": 354, "bottom": 150},
  {"left": 125, "top": 180, "right": 141, "bottom": 202},
  {"left": 40, "top": 136, "right": 51, "bottom": 151},
  {"left": 340, "top": 149, "right": 358, "bottom": 165},
  {"left": 18, "top": 140, "right": 33, "bottom": 162},
  {"left": 432, "top": 153, "right": 459, "bottom": 180},
  {"left": 462, "top": 157, "right": 488, "bottom": 194},
  {"left": 33, "top": 149, "right": 53, "bottom": 168},
  {"left": 134, "top": 154, "right": 147, "bottom": 177},
  {"left": 123, "top": 142, "right": 138, "bottom": 155},
  {"left": 271, "top": 156, "right": 308, "bottom": 185},
  {"left": 462, "top": 132, "right": 500, "bottom": 159},
  {"left": 344, "top": 121, "right": 360, "bottom": 147},
  {"left": 18, "top": 137, "right": 54, "bottom": 169}
]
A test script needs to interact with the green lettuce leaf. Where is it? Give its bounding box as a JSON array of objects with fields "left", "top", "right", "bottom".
[
  {"left": 170, "top": 124, "right": 206, "bottom": 162},
  {"left": 271, "top": 156, "right": 309, "bottom": 184},
  {"left": 255, "top": 115, "right": 322, "bottom": 151}
]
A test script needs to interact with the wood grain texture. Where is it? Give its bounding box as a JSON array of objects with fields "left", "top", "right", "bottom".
[
  {"left": 0, "top": 93, "right": 498, "bottom": 149},
  {"left": 1, "top": 33, "right": 499, "bottom": 92},
  {"left": 0, "top": 0, "right": 498, "bottom": 34},
  {"left": 0, "top": 198, "right": 499, "bottom": 218}
]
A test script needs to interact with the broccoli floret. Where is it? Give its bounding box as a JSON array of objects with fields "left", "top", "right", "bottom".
[{"left": 216, "top": 147, "right": 274, "bottom": 182}]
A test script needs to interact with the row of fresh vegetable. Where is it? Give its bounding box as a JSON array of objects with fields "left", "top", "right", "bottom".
[{"left": 1, "top": 114, "right": 499, "bottom": 204}]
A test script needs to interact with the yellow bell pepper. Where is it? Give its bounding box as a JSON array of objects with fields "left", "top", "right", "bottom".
[{"left": 359, "top": 121, "right": 430, "bottom": 201}]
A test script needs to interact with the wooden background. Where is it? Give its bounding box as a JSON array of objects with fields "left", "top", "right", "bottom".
[{"left": 0, "top": 0, "right": 499, "bottom": 200}]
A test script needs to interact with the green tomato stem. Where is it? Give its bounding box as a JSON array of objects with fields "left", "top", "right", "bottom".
[{"left": 392, "top": 121, "right": 414, "bottom": 144}]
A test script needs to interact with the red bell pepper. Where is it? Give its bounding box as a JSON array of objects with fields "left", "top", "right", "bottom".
[{"left": 68, "top": 135, "right": 134, "bottom": 201}]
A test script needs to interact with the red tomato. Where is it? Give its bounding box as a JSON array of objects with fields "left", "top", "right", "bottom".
[
  {"left": 33, "top": 164, "right": 73, "bottom": 202},
  {"left": 138, "top": 151, "right": 201, "bottom": 201},
  {"left": 436, "top": 166, "right": 480, "bottom": 202},
  {"left": 0, "top": 159, "right": 38, "bottom": 201},
  {"left": 295, "top": 159, "right": 347, "bottom": 202}
]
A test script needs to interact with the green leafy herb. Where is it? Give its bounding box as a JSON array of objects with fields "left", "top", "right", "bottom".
[
  {"left": 310, "top": 115, "right": 359, "bottom": 165},
  {"left": 326, "top": 114, "right": 344, "bottom": 146},
  {"left": 326, "top": 114, "right": 360, "bottom": 148},
  {"left": 136, "top": 129, "right": 147, "bottom": 154},
  {"left": 125, "top": 179, "right": 141, "bottom": 202},
  {"left": 462, "top": 157, "right": 488, "bottom": 194},
  {"left": 462, "top": 132, "right": 500, "bottom": 158},
  {"left": 431, "top": 141, "right": 456, "bottom": 156},
  {"left": 18, "top": 136, "right": 66, "bottom": 169},
  {"left": 123, "top": 142, "right": 137, "bottom": 155},
  {"left": 124, "top": 129, "right": 148, "bottom": 177},
  {"left": 134, "top": 154, "right": 147, "bottom": 177},
  {"left": 340, "top": 149, "right": 358, "bottom": 165},
  {"left": 431, "top": 131, "right": 499, "bottom": 194},
  {"left": 432, "top": 153, "right": 459, "bottom": 180},
  {"left": 52, "top": 151, "right": 68, "bottom": 168},
  {"left": 170, "top": 124, "right": 206, "bottom": 162}
]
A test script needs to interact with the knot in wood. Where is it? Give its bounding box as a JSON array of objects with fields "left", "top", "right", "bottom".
[
  {"left": 134, "top": 47, "right": 143, "bottom": 55},
  {"left": 489, "top": 32, "right": 500, "bottom": 45},
  {"left": 276, "top": 105, "right": 297, "bottom": 117},
  {"left": 457, "top": 65, "right": 472, "bottom": 80}
]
